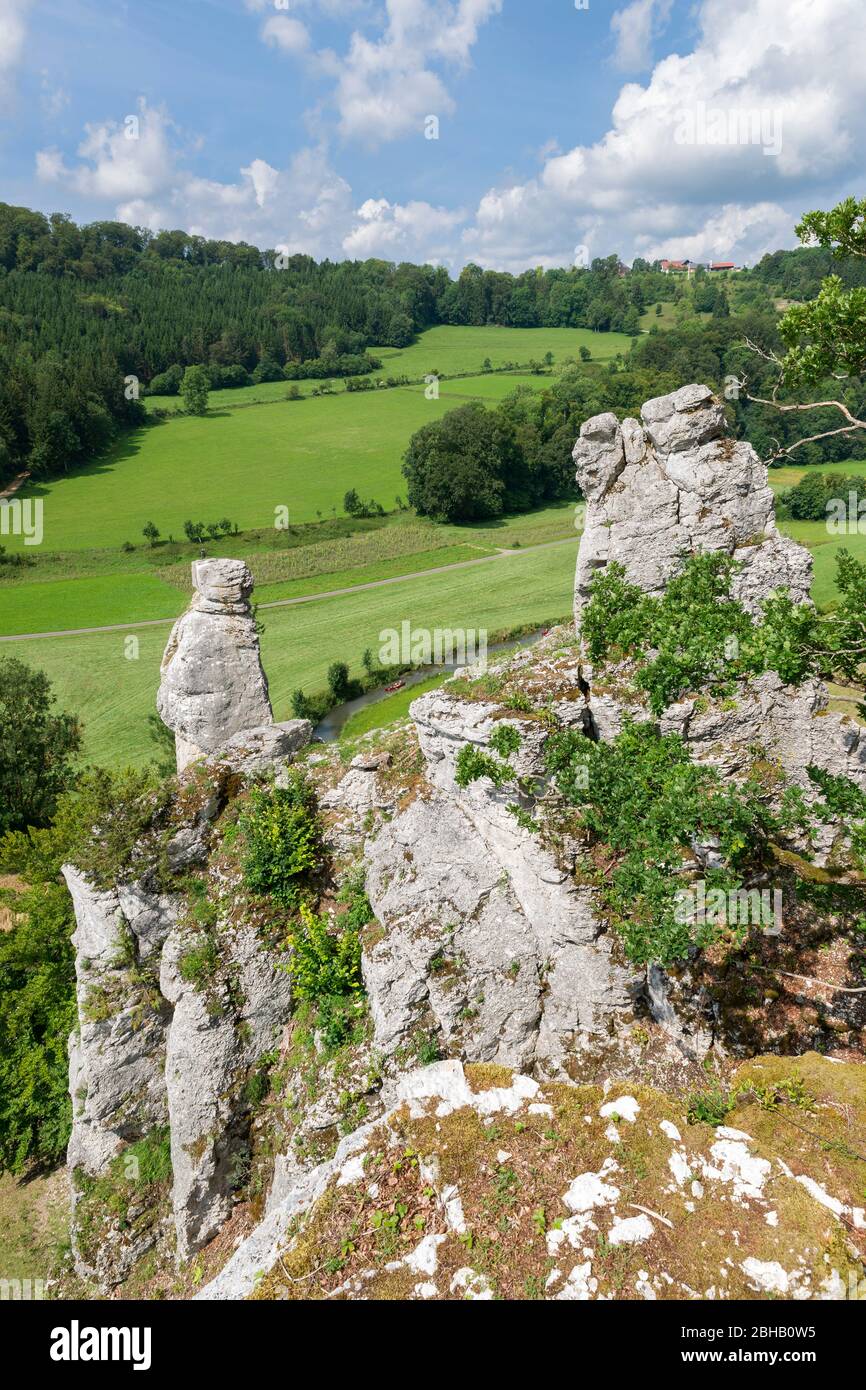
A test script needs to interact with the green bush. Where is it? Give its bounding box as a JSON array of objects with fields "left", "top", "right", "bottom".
[
  {"left": 455, "top": 744, "right": 513, "bottom": 789},
  {"left": 0, "top": 658, "right": 81, "bottom": 836},
  {"left": 543, "top": 721, "right": 790, "bottom": 966},
  {"left": 0, "top": 878, "right": 76, "bottom": 1173},
  {"left": 237, "top": 772, "right": 323, "bottom": 909},
  {"left": 287, "top": 903, "right": 364, "bottom": 1049},
  {"left": 583, "top": 549, "right": 866, "bottom": 714}
]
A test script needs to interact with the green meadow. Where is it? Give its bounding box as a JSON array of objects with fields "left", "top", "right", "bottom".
[
  {"left": 10, "top": 543, "right": 578, "bottom": 767},
  {"left": 3, "top": 314, "right": 861, "bottom": 769},
  {"left": 11, "top": 370, "right": 589, "bottom": 557},
  {"left": 143, "top": 325, "right": 630, "bottom": 413},
  {"left": 367, "top": 325, "right": 631, "bottom": 375},
  {"left": 0, "top": 574, "right": 185, "bottom": 637}
]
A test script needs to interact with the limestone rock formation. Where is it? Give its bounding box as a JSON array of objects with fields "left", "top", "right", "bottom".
[
  {"left": 157, "top": 559, "right": 274, "bottom": 772},
  {"left": 59, "top": 383, "right": 866, "bottom": 1299},
  {"left": 363, "top": 696, "right": 634, "bottom": 1073},
  {"left": 573, "top": 384, "right": 813, "bottom": 618},
  {"left": 63, "top": 765, "right": 296, "bottom": 1287}
]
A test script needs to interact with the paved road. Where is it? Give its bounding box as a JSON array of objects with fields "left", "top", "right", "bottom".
[{"left": 0, "top": 537, "right": 579, "bottom": 643}]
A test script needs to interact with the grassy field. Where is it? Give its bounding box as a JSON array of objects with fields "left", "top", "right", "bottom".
[
  {"left": 0, "top": 574, "right": 186, "bottom": 636},
  {"left": 10, "top": 368, "right": 592, "bottom": 554},
  {"left": 340, "top": 672, "right": 450, "bottom": 743},
  {"left": 253, "top": 544, "right": 495, "bottom": 605},
  {"left": 777, "top": 520, "right": 866, "bottom": 606},
  {"left": 145, "top": 368, "right": 559, "bottom": 415},
  {"left": 768, "top": 458, "right": 866, "bottom": 492},
  {"left": 368, "top": 325, "right": 631, "bottom": 375},
  {"left": 10, "top": 543, "right": 577, "bottom": 766},
  {"left": 143, "top": 325, "right": 630, "bottom": 414},
  {"left": 0, "top": 1169, "right": 69, "bottom": 1287}
]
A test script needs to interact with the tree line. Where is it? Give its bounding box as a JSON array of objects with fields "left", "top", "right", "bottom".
[{"left": 2, "top": 197, "right": 862, "bottom": 487}]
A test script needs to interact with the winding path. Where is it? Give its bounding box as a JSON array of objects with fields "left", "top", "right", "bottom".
[{"left": 0, "top": 537, "right": 579, "bottom": 643}]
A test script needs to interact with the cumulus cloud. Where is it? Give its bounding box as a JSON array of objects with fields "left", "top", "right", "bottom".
[
  {"left": 251, "top": 0, "right": 502, "bottom": 145},
  {"left": 37, "top": 100, "right": 179, "bottom": 202},
  {"left": 342, "top": 197, "right": 465, "bottom": 260},
  {"left": 261, "top": 15, "right": 312, "bottom": 57},
  {"left": 33, "top": 0, "right": 863, "bottom": 273},
  {"left": 610, "top": 0, "right": 673, "bottom": 73},
  {"left": 461, "top": 0, "right": 866, "bottom": 269},
  {"left": 34, "top": 98, "right": 465, "bottom": 264}
]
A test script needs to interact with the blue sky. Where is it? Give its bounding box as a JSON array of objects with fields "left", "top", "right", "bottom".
[{"left": 0, "top": 0, "right": 861, "bottom": 270}]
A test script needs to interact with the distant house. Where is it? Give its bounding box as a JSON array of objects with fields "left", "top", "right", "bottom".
[
  {"left": 660, "top": 258, "right": 701, "bottom": 275},
  {"left": 709, "top": 261, "right": 738, "bottom": 272}
]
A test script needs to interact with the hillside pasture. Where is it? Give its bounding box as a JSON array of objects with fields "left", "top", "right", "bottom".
[{"left": 9, "top": 542, "right": 578, "bottom": 767}]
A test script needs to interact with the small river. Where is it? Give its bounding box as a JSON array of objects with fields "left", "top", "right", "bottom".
[{"left": 314, "top": 628, "right": 548, "bottom": 742}]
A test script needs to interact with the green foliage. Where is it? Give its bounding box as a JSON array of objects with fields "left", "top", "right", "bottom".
[
  {"left": 454, "top": 744, "right": 513, "bottom": 789},
  {"left": 489, "top": 724, "right": 522, "bottom": 758},
  {"left": 583, "top": 550, "right": 866, "bottom": 713},
  {"left": 336, "top": 865, "right": 375, "bottom": 932},
  {"left": 287, "top": 903, "right": 364, "bottom": 1049},
  {"left": 777, "top": 470, "right": 865, "bottom": 522},
  {"left": 54, "top": 765, "right": 171, "bottom": 890},
  {"left": 123, "top": 1127, "right": 173, "bottom": 1187},
  {"left": 237, "top": 772, "right": 323, "bottom": 910},
  {"left": 181, "top": 364, "right": 210, "bottom": 416},
  {"left": 177, "top": 936, "right": 220, "bottom": 989},
  {"left": 581, "top": 554, "right": 756, "bottom": 714},
  {"left": 806, "top": 766, "right": 866, "bottom": 869},
  {"left": 74, "top": 1127, "right": 172, "bottom": 1261},
  {"left": 0, "top": 876, "right": 75, "bottom": 1174},
  {"left": 327, "top": 662, "right": 352, "bottom": 702},
  {"left": 0, "top": 657, "right": 81, "bottom": 835},
  {"left": 544, "top": 721, "right": 788, "bottom": 965},
  {"left": 402, "top": 402, "right": 530, "bottom": 523},
  {"left": 686, "top": 1088, "right": 734, "bottom": 1127}
]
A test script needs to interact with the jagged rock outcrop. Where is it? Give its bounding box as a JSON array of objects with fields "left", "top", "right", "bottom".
[
  {"left": 573, "top": 384, "right": 813, "bottom": 619},
  {"left": 363, "top": 697, "right": 634, "bottom": 1073},
  {"left": 160, "top": 921, "right": 293, "bottom": 1260},
  {"left": 157, "top": 559, "right": 275, "bottom": 773},
  {"left": 65, "top": 563, "right": 319, "bottom": 1287},
  {"left": 60, "top": 389, "right": 865, "bottom": 1299},
  {"left": 65, "top": 869, "right": 175, "bottom": 1179}
]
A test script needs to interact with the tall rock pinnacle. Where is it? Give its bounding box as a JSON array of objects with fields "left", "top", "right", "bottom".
[
  {"left": 573, "top": 383, "right": 814, "bottom": 622},
  {"left": 157, "top": 559, "right": 274, "bottom": 773}
]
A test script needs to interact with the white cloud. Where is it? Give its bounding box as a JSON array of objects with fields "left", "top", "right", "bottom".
[
  {"left": 0, "top": 0, "right": 31, "bottom": 101},
  {"left": 460, "top": 0, "right": 866, "bottom": 269},
  {"left": 252, "top": 0, "right": 502, "bottom": 146},
  {"left": 610, "top": 0, "right": 672, "bottom": 73},
  {"left": 32, "top": 0, "right": 864, "bottom": 275},
  {"left": 37, "top": 100, "right": 178, "bottom": 201},
  {"left": 34, "top": 98, "right": 465, "bottom": 265},
  {"left": 342, "top": 197, "right": 465, "bottom": 260},
  {"left": 261, "top": 15, "right": 311, "bottom": 57}
]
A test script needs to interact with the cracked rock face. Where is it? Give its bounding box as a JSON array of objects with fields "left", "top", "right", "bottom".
[
  {"left": 362, "top": 694, "right": 635, "bottom": 1073},
  {"left": 157, "top": 559, "right": 274, "bottom": 773},
  {"left": 573, "top": 384, "right": 813, "bottom": 619}
]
